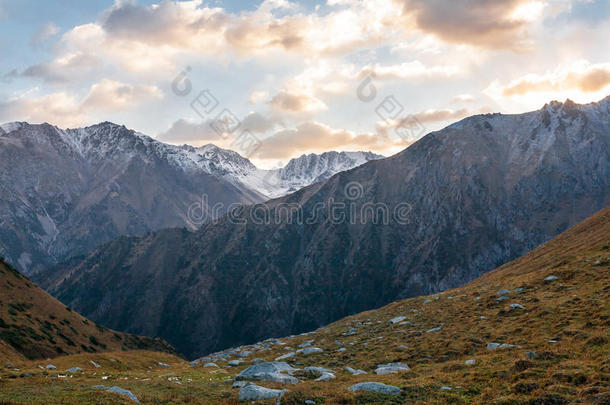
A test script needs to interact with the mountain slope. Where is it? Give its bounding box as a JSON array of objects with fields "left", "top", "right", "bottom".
[
  {"left": 0, "top": 122, "right": 380, "bottom": 275},
  {"left": 0, "top": 257, "right": 176, "bottom": 361},
  {"left": 42, "top": 97, "right": 610, "bottom": 359},
  {"left": 0, "top": 122, "right": 265, "bottom": 275},
  {"left": 3, "top": 206, "right": 608, "bottom": 404}
]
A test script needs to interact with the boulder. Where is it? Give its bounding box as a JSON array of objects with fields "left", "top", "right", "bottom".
[
  {"left": 90, "top": 361, "right": 102, "bottom": 369},
  {"left": 464, "top": 359, "right": 476, "bottom": 366},
  {"left": 66, "top": 367, "right": 82, "bottom": 373},
  {"left": 315, "top": 372, "right": 335, "bottom": 382},
  {"left": 275, "top": 352, "right": 295, "bottom": 361},
  {"left": 203, "top": 362, "right": 218, "bottom": 368},
  {"left": 236, "top": 362, "right": 299, "bottom": 385},
  {"left": 348, "top": 382, "right": 401, "bottom": 396},
  {"left": 497, "top": 289, "right": 510, "bottom": 295},
  {"left": 487, "top": 342, "right": 515, "bottom": 350},
  {"left": 389, "top": 316, "right": 406, "bottom": 324},
  {"left": 238, "top": 383, "right": 286, "bottom": 401},
  {"left": 94, "top": 385, "right": 140, "bottom": 403},
  {"left": 375, "top": 362, "right": 410, "bottom": 375},
  {"left": 544, "top": 275, "right": 559, "bottom": 282},
  {"left": 510, "top": 303, "right": 525, "bottom": 310},
  {"left": 45, "top": 365, "right": 56, "bottom": 370},
  {"left": 298, "top": 347, "right": 323, "bottom": 355},
  {"left": 158, "top": 362, "right": 170, "bottom": 368}
]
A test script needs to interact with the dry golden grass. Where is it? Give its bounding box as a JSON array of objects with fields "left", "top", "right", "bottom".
[
  {"left": 0, "top": 259, "right": 175, "bottom": 361},
  {"left": 0, "top": 207, "right": 608, "bottom": 404}
]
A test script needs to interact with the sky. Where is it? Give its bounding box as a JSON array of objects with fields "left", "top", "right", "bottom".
[{"left": 0, "top": 0, "right": 609, "bottom": 168}]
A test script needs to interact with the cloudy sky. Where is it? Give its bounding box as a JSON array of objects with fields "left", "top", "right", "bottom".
[{"left": 1, "top": 0, "right": 609, "bottom": 167}]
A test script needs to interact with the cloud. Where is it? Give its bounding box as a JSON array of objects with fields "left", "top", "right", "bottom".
[
  {"left": 399, "top": 0, "right": 540, "bottom": 50},
  {"left": 19, "top": 53, "right": 101, "bottom": 84},
  {"left": 253, "top": 121, "right": 404, "bottom": 160},
  {"left": 81, "top": 79, "right": 163, "bottom": 112},
  {"left": 30, "top": 22, "right": 60, "bottom": 47},
  {"left": 158, "top": 112, "right": 280, "bottom": 146},
  {"left": 486, "top": 61, "right": 610, "bottom": 97},
  {"left": 269, "top": 91, "right": 327, "bottom": 113},
  {"left": 358, "top": 60, "right": 460, "bottom": 80},
  {"left": 0, "top": 80, "right": 163, "bottom": 128},
  {"left": 156, "top": 118, "right": 226, "bottom": 145},
  {"left": 249, "top": 91, "right": 269, "bottom": 104},
  {"left": 375, "top": 107, "right": 482, "bottom": 136},
  {"left": 452, "top": 94, "right": 475, "bottom": 103},
  {"left": 0, "top": 92, "right": 85, "bottom": 128}
]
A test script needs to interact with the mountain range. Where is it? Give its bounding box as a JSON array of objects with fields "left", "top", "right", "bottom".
[
  {"left": 0, "top": 121, "right": 380, "bottom": 275},
  {"left": 39, "top": 97, "right": 610, "bottom": 359}
]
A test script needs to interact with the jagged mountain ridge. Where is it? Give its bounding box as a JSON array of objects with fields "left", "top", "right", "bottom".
[
  {"left": 0, "top": 122, "right": 378, "bottom": 274},
  {"left": 41, "top": 97, "right": 610, "bottom": 358}
]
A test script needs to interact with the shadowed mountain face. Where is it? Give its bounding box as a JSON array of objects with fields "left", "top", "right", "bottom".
[{"left": 41, "top": 98, "right": 610, "bottom": 359}]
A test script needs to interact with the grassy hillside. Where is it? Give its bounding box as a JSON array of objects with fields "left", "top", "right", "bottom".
[
  {"left": 0, "top": 258, "right": 176, "bottom": 361},
  {"left": 0, "top": 206, "right": 608, "bottom": 404}
]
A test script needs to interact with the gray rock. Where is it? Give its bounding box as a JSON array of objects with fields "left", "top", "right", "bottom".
[
  {"left": 203, "top": 362, "right": 218, "bottom": 368},
  {"left": 45, "top": 365, "right": 56, "bottom": 370},
  {"left": 304, "top": 366, "right": 334, "bottom": 377},
  {"left": 66, "top": 367, "right": 82, "bottom": 373},
  {"left": 440, "top": 386, "right": 452, "bottom": 391},
  {"left": 305, "top": 401, "right": 315, "bottom": 405},
  {"left": 389, "top": 316, "right": 406, "bottom": 324},
  {"left": 544, "top": 275, "right": 559, "bottom": 282},
  {"left": 236, "top": 362, "right": 299, "bottom": 385},
  {"left": 233, "top": 380, "right": 248, "bottom": 388},
  {"left": 228, "top": 360, "right": 242, "bottom": 366},
  {"left": 251, "top": 358, "right": 264, "bottom": 364},
  {"left": 464, "top": 359, "right": 476, "bottom": 366},
  {"left": 343, "top": 327, "right": 357, "bottom": 336},
  {"left": 94, "top": 386, "right": 140, "bottom": 403},
  {"left": 158, "top": 362, "right": 170, "bottom": 368},
  {"left": 497, "top": 289, "right": 510, "bottom": 295},
  {"left": 486, "top": 342, "right": 515, "bottom": 350},
  {"left": 90, "top": 361, "right": 101, "bottom": 369},
  {"left": 298, "top": 347, "right": 323, "bottom": 355},
  {"left": 514, "top": 287, "right": 525, "bottom": 292},
  {"left": 275, "top": 352, "right": 295, "bottom": 361},
  {"left": 348, "top": 382, "right": 401, "bottom": 396},
  {"left": 426, "top": 326, "right": 442, "bottom": 333},
  {"left": 423, "top": 299, "right": 432, "bottom": 304},
  {"left": 375, "top": 362, "right": 410, "bottom": 375},
  {"left": 315, "top": 372, "right": 335, "bottom": 382},
  {"left": 346, "top": 366, "right": 367, "bottom": 375},
  {"left": 510, "top": 303, "right": 525, "bottom": 310},
  {"left": 496, "top": 296, "right": 509, "bottom": 302},
  {"left": 398, "top": 321, "right": 413, "bottom": 326},
  {"left": 336, "top": 347, "right": 347, "bottom": 353},
  {"left": 298, "top": 339, "right": 315, "bottom": 348},
  {"left": 238, "top": 383, "right": 286, "bottom": 401}
]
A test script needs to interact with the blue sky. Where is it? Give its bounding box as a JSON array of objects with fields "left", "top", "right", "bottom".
[{"left": 0, "top": 0, "right": 609, "bottom": 167}]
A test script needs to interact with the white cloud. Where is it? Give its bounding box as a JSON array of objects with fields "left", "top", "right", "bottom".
[{"left": 30, "top": 22, "right": 60, "bottom": 47}]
